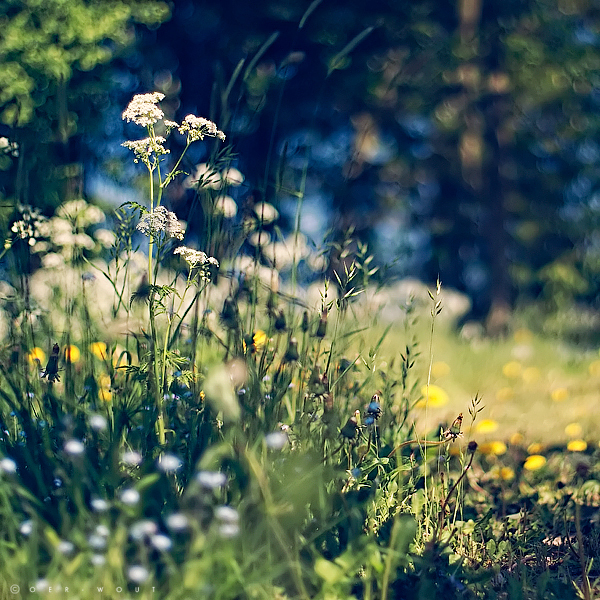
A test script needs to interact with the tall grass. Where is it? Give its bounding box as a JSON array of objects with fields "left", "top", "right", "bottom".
[{"left": 0, "top": 87, "right": 598, "bottom": 600}]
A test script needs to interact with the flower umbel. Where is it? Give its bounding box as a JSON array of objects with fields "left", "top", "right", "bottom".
[
  {"left": 178, "top": 115, "right": 226, "bottom": 143},
  {"left": 122, "top": 92, "right": 165, "bottom": 126},
  {"left": 122, "top": 137, "right": 170, "bottom": 165},
  {"left": 136, "top": 207, "right": 184, "bottom": 241}
]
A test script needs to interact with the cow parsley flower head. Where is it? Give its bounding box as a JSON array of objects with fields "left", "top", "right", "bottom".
[
  {"left": 122, "top": 92, "right": 165, "bottom": 126},
  {"left": 136, "top": 206, "right": 185, "bottom": 240},
  {"left": 122, "top": 136, "right": 170, "bottom": 165},
  {"left": 178, "top": 115, "right": 226, "bottom": 143},
  {"left": 174, "top": 246, "right": 219, "bottom": 280}
]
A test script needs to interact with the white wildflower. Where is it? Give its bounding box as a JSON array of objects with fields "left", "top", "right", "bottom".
[
  {"left": 151, "top": 534, "right": 172, "bottom": 551},
  {"left": 122, "top": 92, "right": 165, "bottom": 127},
  {"left": 136, "top": 206, "right": 184, "bottom": 240},
  {"left": 173, "top": 246, "right": 208, "bottom": 267},
  {"left": 64, "top": 439, "right": 85, "bottom": 456},
  {"left": 11, "top": 205, "right": 47, "bottom": 246},
  {"left": 157, "top": 453, "right": 183, "bottom": 473},
  {"left": 0, "top": 457, "right": 17, "bottom": 474},
  {"left": 93, "top": 228, "right": 116, "bottom": 248},
  {"left": 90, "top": 498, "right": 109, "bottom": 512},
  {"left": 265, "top": 431, "right": 288, "bottom": 450},
  {"left": 222, "top": 167, "right": 244, "bottom": 186},
  {"left": 127, "top": 565, "right": 149, "bottom": 584},
  {"left": 130, "top": 520, "right": 158, "bottom": 540},
  {"left": 178, "top": 115, "right": 226, "bottom": 143},
  {"left": 122, "top": 450, "right": 143, "bottom": 466},
  {"left": 122, "top": 136, "right": 170, "bottom": 165},
  {"left": 166, "top": 513, "right": 189, "bottom": 531},
  {"left": 91, "top": 554, "right": 105, "bottom": 566},
  {"left": 89, "top": 414, "right": 107, "bottom": 431},
  {"left": 41, "top": 253, "right": 65, "bottom": 269},
  {"left": 196, "top": 470, "right": 227, "bottom": 489},
  {"left": 120, "top": 488, "right": 140, "bottom": 505},
  {"left": 254, "top": 202, "right": 279, "bottom": 224},
  {"left": 214, "top": 195, "right": 238, "bottom": 218},
  {"left": 215, "top": 505, "right": 239, "bottom": 524}
]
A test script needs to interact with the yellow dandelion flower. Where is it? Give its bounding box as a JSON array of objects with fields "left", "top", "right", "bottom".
[
  {"left": 502, "top": 361, "right": 521, "bottom": 379},
  {"left": 551, "top": 387, "right": 569, "bottom": 402},
  {"left": 565, "top": 423, "right": 583, "bottom": 438},
  {"left": 99, "top": 374, "right": 112, "bottom": 389},
  {"left": 90, "top": 342, "right": 108, "bottom": 360},
  {"left": 589, "top": 360, "right": 600, "bottom": 377},
  {"left": 431, "top": 361, "right": 450, "bottom": 379},
  {"left": 98, "top": 388, "right": 112, "bottom": 402},
  {"left": 64, "top": 345, "right": 80, "bottom": 363},
  {"left": 490, "top": 441, "right": 507, "bottom": 455},
  {"left": 478, "top": 441, "right": 507, "bottom": 455},
  {"left": 496, "top": 387, "right": 514, "bottom": 402},
  {"left": 28, "top": 347, "right": 46, "bottom": 364},
  {"left": 510, "top": 432, "right": 524, "bottom": 446},
  {"left": 416, "top": 384, "right": 449, "bottom": 408},
  {"left": 567, "top": 439, "right": 587, "bottom": 452},
  {"left": 524, "top": 454, "right": 546, "bottom": 471},
  {"left": 500, "top": 466, "right": 515, "bottom": 481},
  {"left": 199, "top": 390, "right": 205, "bottom": 402},
  {"left": 522, "top": 367, "right": 540, "bottom": 384},
  {"left": 475, "top": 419, "right": 499, "bottom": 434},
  {"left": 253, "top": 330, "right": 268, "bottom": 352},
  {"left": 527, "top": 442, "right": 544, "bottom": 455},
  {"left": 513, "top": 328, "right": 533, "bottom": 343}
]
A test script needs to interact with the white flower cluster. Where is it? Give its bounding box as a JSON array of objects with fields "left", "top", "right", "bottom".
[
  {"left": 174, "top": 246, "right": 219, "bottom": 280},
  {"left": 10, "top": 205, "right": 48, "bottom": 246},
  {"left": 0, "top": 136, "right": 18, "bottom": 157},
  {"left": 56, "top": 199, "right": 105, "bottom": 228},
  {"left": 122, "top": 136, "right": 170, "bottom": 165},
  {"left": 178, "top": 115, "right": 226, "bottom": 143},
  {"left": 122, "top": 92, "right": 165, "bottom": 126},
  {"left": 136, "top": 206, "right": 185, "bottom": 240}
]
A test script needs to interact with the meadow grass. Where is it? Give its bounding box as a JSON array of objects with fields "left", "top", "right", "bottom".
[{"left": 0, "top": 94, "right": 599, "bottom": 600}]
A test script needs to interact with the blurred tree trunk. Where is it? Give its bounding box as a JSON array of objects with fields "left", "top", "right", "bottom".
[{"left": 458, "top": 0, "right": 512, "bottom": 335}]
